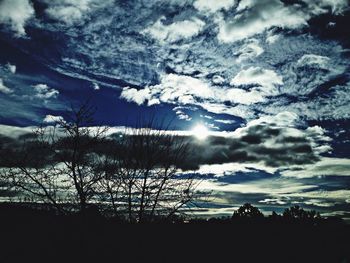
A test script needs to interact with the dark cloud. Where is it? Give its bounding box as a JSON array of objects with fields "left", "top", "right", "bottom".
[
  {"left": 178, "top": 114, "right": 330, "bottom": 169},
  {"left": 0, "top": 111, "right": 330, "bottom": 171}
]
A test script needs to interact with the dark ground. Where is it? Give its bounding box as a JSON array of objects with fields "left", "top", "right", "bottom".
[{"left": 0, "top": 204, "right": 349, "bottom": 263}]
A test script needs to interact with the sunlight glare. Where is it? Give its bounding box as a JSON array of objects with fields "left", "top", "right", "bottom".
[{"left": 192, "top": 124, "right": 209, "bottom": 140}]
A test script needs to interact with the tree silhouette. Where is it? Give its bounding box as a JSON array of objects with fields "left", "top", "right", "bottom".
[
  {"left": 232, "top": 203, "right": 264, "bottom": 219},
  {"left": 283, "top": 205, "right": 321, "bottom": 221}
]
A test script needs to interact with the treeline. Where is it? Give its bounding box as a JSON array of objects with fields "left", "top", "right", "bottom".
[
  {"left": 0, "top": 202, "right": 344, "bottom": 226},
  {"left": 1, "top": 201, "right": 349, "bottom": 263},
  {"left": 190, "top": 203, "right": 345, "bottom": 225}
]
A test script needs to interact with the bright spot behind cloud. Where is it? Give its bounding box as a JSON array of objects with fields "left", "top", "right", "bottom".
[{"left": 192, "top": 124, "right": 209, "bottom": 140}]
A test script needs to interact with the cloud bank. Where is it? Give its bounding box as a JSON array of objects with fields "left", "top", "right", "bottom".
[{"left": 178, "top": 112, "right": 331, "bottom": 170}]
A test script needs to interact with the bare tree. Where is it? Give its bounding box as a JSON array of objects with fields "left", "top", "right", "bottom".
[
  {"left": 3, "top": 106, "right": 199, "bottom": 221},
  {"left": 3, "top": 125, "right": 65, "bottom": 213},
  {"left": 3, "top": 102, "right": 108, "bottom": 214},
  {"left": 98, "top": 118, "right": 198, "bottom": 222},
  {"left": 53, "top": 103, "right": 108, "bottom": 212}
]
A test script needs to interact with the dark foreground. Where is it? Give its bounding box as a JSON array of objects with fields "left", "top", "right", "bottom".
[{"left": 1, "top": 204, "right": 349, "bottom": 263}]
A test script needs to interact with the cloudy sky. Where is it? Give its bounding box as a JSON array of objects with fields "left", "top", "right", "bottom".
[{"left": 0, "top": 0, "right": 350, "bottom": 219}]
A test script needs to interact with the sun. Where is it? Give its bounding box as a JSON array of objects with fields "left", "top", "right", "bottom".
[{"left": 191, "top": 124, "right": 209, "bottom": 140}]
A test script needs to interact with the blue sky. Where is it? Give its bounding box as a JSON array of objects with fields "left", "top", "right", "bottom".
[{"left": 0, "top": 0, "right": 350, "bottom": 219}]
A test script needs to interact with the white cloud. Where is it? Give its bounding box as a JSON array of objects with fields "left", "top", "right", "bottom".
[
  {"left": 303, "top": 84, "right": 350, "bottom": 120},
  {"left": 0, "top": 78, "right": 12, "bottom": 94},
  {"left": 121, "top": 74, "right": 214, "bottom": 106},
  {"left": 212, "top": 75, "right": 225, "bottom": 85},
  {"left": 44, "top": 0, "right": 113, "bottom": 25},
  {"left": 226, "top": 88, "right": 265, "bottom": 105},
  {"left": 236, "top": 112, "right": 325, "bottom": 142},
  {"left": 170, "top": 111, "right": 333, "bottom": 171},
  {"left": 285, "top": 189, "right": 350, "bottom": 207},
  {"left": 142, "top": 16, "right": 205, "bottom": 43},
  {"left": 216, "top": 0, "right": 350, "bottom": 43},
  {"left": 6, "top": 63, "right": 16, "bottom": 74},
  {"left": 32, "top": 84, "right": 59, "bottom": 99},
  {"left": 232, "top": 111, "right": 332, "bottom": 163},
  {"left": 235, "top": 39, "right": 264, "bottom": 62},
  {"left": 120, "top": 72, "right": 276, "bottom": 115},
  {"left": 205, "top": 122, "right": 220, "bottom": 130},
  {"left": 262, "top": 82, "right": 350, "bottom": 121},
  {"left": 195, "top": 176, "right": 316, "bottom": 195},
  {"left": 175, "top": 110, "right": 192, "bottom": 121},
  {"left": 191, "top": 207, "right": 239, "bottom": 217},
  {"left": 266, "top": 34, "right": 280, "bottom": 44},
  {"left": 282, "top": 158, "right": 350, "bottom": 178},
  {"left": 193, "top": 0, "right": 236, "bottom": 13},
  {"left": 43, "top": 115, "right": 65, "bottom": 124},
  {"left": 214, "top": 119, "right": 236, "bottom": 124},
  {"left": 217, "top": 0, "right": 307, "bottom": 43},
  {"left": 0, "top": 124, "right": 35, "bottom": 138},
  {"left": 266, "top": 30, "right": 280, "bottom": 44},
  {"left": 196, "top": 162, "right": 278, "bottom": 176},
  {"left": 200, "top": 102, "right": 255, "bottom": 119},
  {"left": 158, "top": 74, "right": 214, "bottom": 102},
  {"left": 45, "top": 0, "right": 89, "bottom": 24},
  {"left": 0, "top": 0, "right": 34, "bottom": 36},
  {"left": 46, "top": 6, "right": 84, "bottom": 24},
  {"left": 241, "top": 111, "right": 299, "bottom": 129},
  {"left": 297, "top": 54, "right": 330, "bottom": 69},
  {"left": 120, "top": 87, "right": 153, "bottom": 106},
  {"left": 235, "top": 0, "right": 257, "bottom": 11},
  {"left": 230, "top": 66, "right": 283, "bottom": 95},
  {"left": 259, "top": 198, "right": 287, "bottom": 205},
  {"left": 202, "top": 115, "right": 213, "bottom": 120}
]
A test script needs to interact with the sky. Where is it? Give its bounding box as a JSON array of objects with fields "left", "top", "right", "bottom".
[{"left": 0, "top": 0, "right": 350, "bottom": 220}]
